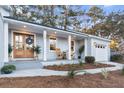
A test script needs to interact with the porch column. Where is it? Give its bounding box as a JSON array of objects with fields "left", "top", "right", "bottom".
[
  {"left": 43, "top": 30, "right": 47, "bottom": 61},
  {"left": 0, "top": 18, "right": 4, "bottom": 68},
  {"left": 84, "top": 38, "right": 91, "bottom": 57},
  {"left": 84, "top": 38, "right": 88, "bottom": 57},
  {"left": 68, "top": 35, "right": 71, "bottom": 60},
  {"left": 3, "top": 22, "right": 9, "bottom": 62}
]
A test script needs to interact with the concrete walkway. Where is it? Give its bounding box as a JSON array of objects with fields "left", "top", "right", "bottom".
[{"left": 0, "top": 62, "right": 123, "bottom": 78}]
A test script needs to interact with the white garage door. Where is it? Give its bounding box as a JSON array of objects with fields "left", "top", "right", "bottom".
[{"left": 95, "top": 47, "right": 108, "bottom": 61}]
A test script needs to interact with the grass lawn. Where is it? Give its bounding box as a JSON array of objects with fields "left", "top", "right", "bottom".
[
  {"left": 44, "top": 63, "right": 114, "bottom": 71},
  {"left": 0, "top": 70, "right": 124, "bottom": 88}
]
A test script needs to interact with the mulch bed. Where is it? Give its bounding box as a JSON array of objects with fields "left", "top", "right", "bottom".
[
  {"left": 44, "top": 63, "right": 115, "bottom": 71},
  {"left": 115, "top": 60, "right": 124, "bottom": 64},
  {"left": 0, "top": 70, "right": 124, "bottom": 88}
]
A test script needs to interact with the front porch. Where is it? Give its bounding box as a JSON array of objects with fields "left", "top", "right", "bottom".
[{"left": 2, "top": 17, "right": 90, "bottom": 63}]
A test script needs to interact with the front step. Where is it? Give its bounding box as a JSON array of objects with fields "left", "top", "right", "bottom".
[{"left": 5, "top": 61, "right": 43, "bottom": 70}]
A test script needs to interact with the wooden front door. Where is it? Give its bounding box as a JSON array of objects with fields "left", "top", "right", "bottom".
[{"left": 13, "top": 33, "right": 34, "bottom": 58}]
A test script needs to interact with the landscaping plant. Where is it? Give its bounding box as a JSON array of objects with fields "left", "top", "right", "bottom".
[
  {"left": 94, "top": 62, "right": 98, "bottom": 66},
  {"left": 78, "top": 60, "right": 83, "bottom": 66},
  {"left": 101, "top": 68, "right": 109, "bottom": 79},
  {"left": 78, "top": 45, "right": 84, "bottom": 59},
  {"left": 121, "top": 66, "right": 124, "bottom": 75},
  {"left": 1, "top": 65, "right": 16, "bottom": 74},
  {"left": 85, "top": 56, "right": 95, "bottom": 64},
  {"left": 67, "top": 69, "right": 77, "bottom": 78},
  {"left": 67, "top": 68, "right": 86, "bottom": 78},
  {"left": 110, "top": 54, "right": 123, "bottom": 61},
  {"left": 33, "top": 45, "right": 41, "bottom": 60},
  {"left": 8, "top": 44, "right": 13, "bottom": 58}
]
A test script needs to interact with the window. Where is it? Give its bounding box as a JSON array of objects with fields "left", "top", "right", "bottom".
[
  {"left": 49, "top": 37, "right": 56, "bottom": 51},
  {"left": 94, "top": 42, "right": 106, "bottom": 49},
  {"left": 15, "top": 35, "right": 23, "bottom": 50}
]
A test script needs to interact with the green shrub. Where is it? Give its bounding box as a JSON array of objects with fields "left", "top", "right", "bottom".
[
  {"left": 67, "top": 69, "right": 86, "bottom": 78},
  {"left": 121, "top": 66, "right": 124, "bottom": 75},
  {"left": 110, "top": 54, "right": 123, "bottom": 61},
  {"left": 67, "top": 69, "right": 77, "bottom": 78},
  {"left": 78, "top": 45, "right": 84, "bottom": 59},
  {"left": 33, "top": 45, "right": 41, "bottom": 55},
  {"left": 8, "top": 65, "right": 16, "bottom": 70},
  {"left": 8, "top": 44, "right": 13, "bottom": 57},
  {"left": 85, "top": 56, "right": 95, "bottom": 64},
  {"left": 1, "top": 65, "right": 16, "bottom": 74},
  {"left": 78, "top": 60, "right": 83, "bottom": 66}
]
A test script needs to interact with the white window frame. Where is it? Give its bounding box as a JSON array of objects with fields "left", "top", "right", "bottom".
[{"left": 49, "top": 36, "right": 57, "bottom": 52}]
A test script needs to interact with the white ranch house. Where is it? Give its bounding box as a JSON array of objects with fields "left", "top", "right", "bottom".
[{"left": 0, "top": 6, "right": 111, "bottom": 68}]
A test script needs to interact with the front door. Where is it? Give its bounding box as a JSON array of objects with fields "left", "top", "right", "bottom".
[{"left": 13, "top": 33, "right": 34, "bottom": 58}]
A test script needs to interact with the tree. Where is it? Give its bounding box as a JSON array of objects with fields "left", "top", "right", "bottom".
[
  {"left": 87, "top": 6, "right": 105, "bottom": 35},
  {"left": 96, "top": 11, "right": 124, "bottom": 41},
  {"left": 57, "top": 5, "right": 83, "bottom": 31}
]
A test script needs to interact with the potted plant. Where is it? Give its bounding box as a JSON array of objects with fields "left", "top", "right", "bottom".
[
  {"left": 8, "top": 44, "right": 13, "bottom": 60},
  {"left": 78, "top": 45, "right": 84, "bottom": 59},
  {"left": 33, "top": 45, "right": 41, "bottom": 60},
  {"left": 62, "top": 51, "right": 66, "bottom": 59}
]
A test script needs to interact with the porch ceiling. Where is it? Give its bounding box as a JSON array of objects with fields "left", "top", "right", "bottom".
[{"left": 6, "top": 17, "right": 86, "bottom": 40}]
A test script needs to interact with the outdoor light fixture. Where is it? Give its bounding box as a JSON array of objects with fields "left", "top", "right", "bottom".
[{"left": 24, "top": 25, "right": 27, "bottom": 28}]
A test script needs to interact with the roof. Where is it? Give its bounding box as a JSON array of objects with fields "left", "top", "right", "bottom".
[
  {"left": 3, "top": 16, "right": 89, "bottom": 37},
  {"left": 3, "top": 16, "right": 110, "bottom": 42}
]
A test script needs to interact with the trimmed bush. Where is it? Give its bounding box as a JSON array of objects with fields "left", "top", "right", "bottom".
[
  {"left": 85, "top": 56, "right": 95, "bottom": 64},
  {"left": 1, "top": 65, "right": 16, "bottom": 74},
  {"left": 110, "top": 54, "right": 123, "bottom": 61}
]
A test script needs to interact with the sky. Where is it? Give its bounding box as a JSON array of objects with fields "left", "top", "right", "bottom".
[{"left": 82, "top": 5, "right": 124, "bottom": 14}]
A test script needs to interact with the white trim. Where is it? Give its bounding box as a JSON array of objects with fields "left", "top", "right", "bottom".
[
  {"left": 68, "top": 35, "right": 71, "bottom": 60},
  {"left": 43, "top": 30, "right": 47, "bottom": 61},
  {"left": 11, "top": 30, "right": 36, "bottom": 60},
  {"left": 12, "top": 58, "right": 35, "bottom": 61},
  {"left": 84, "top": 38, "right": 88, "bottom": 57},
  {"left": 3, "top": 22, "right": 9, "bottom": 62}
]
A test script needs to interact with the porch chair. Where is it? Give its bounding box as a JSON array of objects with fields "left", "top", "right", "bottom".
[{"left": 55, "top": 48, "right": 63, "bottom": 60}]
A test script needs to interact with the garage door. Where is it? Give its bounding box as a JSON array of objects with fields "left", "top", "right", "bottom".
[{"left": 95, "top": 46, "right": 108, "bottom": 61}]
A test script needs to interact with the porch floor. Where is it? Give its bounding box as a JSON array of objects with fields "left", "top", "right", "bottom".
[{"left": 6, "top": 60, "right": 79, "bottom": 70}]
